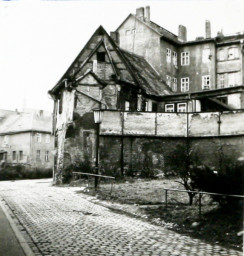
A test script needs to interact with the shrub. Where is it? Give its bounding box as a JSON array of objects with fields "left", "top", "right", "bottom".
[
  {"left": 0, "top": 164, "right": 53, "bottom": 180},
  {"left": 190, "top": 162, "right": 244, "bottom": 207}
]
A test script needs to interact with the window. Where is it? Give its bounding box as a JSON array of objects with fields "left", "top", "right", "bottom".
[
  {"left": 228, "top": 72, "right": 238, "bottom": 87},
  {"left": 165, "top": 104, "right": 174, "bottom": 112},
  {"left": 97, "top": 52, "right": 106, "bottom": 62},
  {"left": 166, "top": 75, "right": 171, "bottom": 87},
  {"left": 218, "top": 49, "right": 225, "bottom": 61},
  {"left": 177, "top": 103, "right": 187, "bottom": 112},
  {"left": 152, "top": 102, "right": 158, "bottom": 112},
  {"left": 58, "top": 93, "right": 63, "bottom": 114},
  {"left": 125, "top": 101, "right": 130, "bottom": 111},
  {"left": 202, "top": 75, "right": 211, "bottom": 90},
  {"left": 181, "top": 52, "right": 190, "bottom": 65},
  {"left": 145, "top": 101, "right": 148, "bottom": 111},
  {"left": 36, "top": 133, "right": 42, "bottom": 143},
  {"left": 12, "top": 151, "right": 16, "bottom": 161},
  {"left": 173, "top": 52, "right": 177, "bottom": 66},
  {"left": 218, "top": 74, "right": 225, "bottom": 88},
  {"left": 217, "top": 97, "right": 228, "bottom": 105},
  {"left": 45, "top": 134, "right": 50, "bottom": 144},
  {"left": 19, "top": 151, "right": 23, "bottom": 161},
  {"left": 172, "top": 78, "right": 177, "bottom": 92},
  {"left": 228, "top": 47, "right": 238, "bottom": 60},
  {"left": 202, "top": 48, "right": 210, "bottom": 63},
  {"left": 166, "top": 48, "right": 171, "bottom": 63},
  {"left": 45, "top": 151, "right": 49, "bottom": 162},
  {"left": 36, "top": 150, "right": 41, "bottom": 161},
  {"left": 181, "top": 77, "right": 189, "bottom": 92}
]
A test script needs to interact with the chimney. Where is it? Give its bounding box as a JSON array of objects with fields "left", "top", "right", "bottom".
[
  {"left": 136, "top": 7, "right": 144, "bottom": 20},
  {"left": 205, "top": 20, "right": 211, "bottom": 39},
  {"left": 178, "top": 25, "right": 187, "bottom": 42},
  {"left": 145, "top": 6, "right": 150, "bottom": 22},
  {"left": 110, "top": 31, "right": 119, "bottom": 45}
]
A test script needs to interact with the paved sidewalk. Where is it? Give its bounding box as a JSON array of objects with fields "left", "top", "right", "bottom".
[
  {"left": 0, "top": 201, "right": 25, "bottom": 256},
  {"left": 0, "top": 179, "right": 242, "bottom": 256}
]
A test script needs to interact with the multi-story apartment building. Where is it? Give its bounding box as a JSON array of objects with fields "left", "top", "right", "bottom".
[
  {"left": 116, "top": 6, "right": 244, "bottom": 112},
  {"left": 0, "top": 109, "right": 54, "bottom": 168}
]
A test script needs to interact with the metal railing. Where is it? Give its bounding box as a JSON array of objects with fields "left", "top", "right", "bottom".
[
  {"left": 164, "top": 188, "right": 244, "bottom": 218},
  {"left": 72, "top": 172, "right": 115, "bottom": 196}
]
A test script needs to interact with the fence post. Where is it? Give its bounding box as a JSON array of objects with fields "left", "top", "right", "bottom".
[
  {"left": 199, "top": 193, "right": 202, "bottom": 219},
  {"left": 165, "top": 189, "right": 168, "bottom": 208}
]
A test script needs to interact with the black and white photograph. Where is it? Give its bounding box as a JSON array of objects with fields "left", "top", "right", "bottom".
[{"left": 0, "top": 0, "right": 243, "bottom": 255}]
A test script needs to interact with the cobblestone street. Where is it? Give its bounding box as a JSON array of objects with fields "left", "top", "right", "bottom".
[{"left": 0, "top": 179, "right": 242, "bottom": 256}]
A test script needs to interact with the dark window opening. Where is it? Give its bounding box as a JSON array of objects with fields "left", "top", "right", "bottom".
[
  {"left": 97, "top": 52, "right": 106, "bottom": 62},
  {"left": 58, "top": 93, "right": 63, "bottom": 114},
  {"left": 152, "top": 102, "right": 158, "bottom": 112},
  {"left": 217, "top": 96, "right": 228, "bottom": 105},
  {"left": 74, "top": 95, "right": 78, "bottom": 108},
  {"left": 12, "top": 151, "right": 16, "bottom": 161},
  {"left": 19, "top": 151, "right": 23, "bottom": 160}
]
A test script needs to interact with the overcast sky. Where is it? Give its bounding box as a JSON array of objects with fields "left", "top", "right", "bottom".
[{"left": 1, "top": 0, "right": 244, "bottom": 112}]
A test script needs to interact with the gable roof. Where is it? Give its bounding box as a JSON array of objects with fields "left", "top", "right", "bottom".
[
  {"left": 0, "top": 110, "right": 52, "bottom": 135},
  {"left": 116, "top": 14, "right": 178, "bottom": 42},
  {"left": 49, "top": 25, "right": 171, "bottom": 97}
]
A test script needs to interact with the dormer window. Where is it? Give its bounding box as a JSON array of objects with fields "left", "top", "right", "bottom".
[{"left": 97, "top": 52, "right": 106, "bottom": 62}]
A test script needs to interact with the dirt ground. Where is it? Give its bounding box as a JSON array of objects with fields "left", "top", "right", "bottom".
[{"left": 71, "top": 177, "right": 243, "bottom": 252}]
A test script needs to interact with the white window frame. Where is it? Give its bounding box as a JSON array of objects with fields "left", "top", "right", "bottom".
[
  {"left": 172, "top": 51, "right": 177, "bottom": 66},
  {"left": 125, "top": 101, "right": 130, "bottom": 111},
  {"left": 172, "top": 78, "right": 177, "bottom": 92},
  {"left": 181, "top": 52, "right": 190, "bottom": 66},
  {"left": 202, "top": 48, "right": 210, "bottom": 63},
  {"left": 166, "top": 48, "right": 171, "bottom": 63},
  {"left": 228, "top": 47, "right": 238, "bottom": 60},
  {"left": 219, "top": 74, "right": 225, "bottom": 88},
  {"left": 177, "top": 103, "right": 187, "bottom": 112},
  {"left": 202, "top": 75, "right": 211, "bottom": 90},
  {"left": 181, "top": 77, "right": 189, "bottom": 92},
  {"left": 36, "top": 133, "right": 42, "bottom": 143},
  {"left": 166, "top": 75, "right": 171, "bottom": 87},
  {"left": 165, "top": 104, "right": 175, "bottom": 112}
]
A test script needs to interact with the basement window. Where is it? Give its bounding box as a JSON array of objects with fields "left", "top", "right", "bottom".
[
  {"left": 177, "top": 103, "right": 187, "bottom": 112},
  {"left": 97, "top": 52, "right": 106, "bottom": 62},
  {"left": 165, "top": 104, "right": 175, "bottom": 112}
]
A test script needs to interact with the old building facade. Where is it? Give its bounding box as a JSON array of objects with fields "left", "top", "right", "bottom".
[
  {"left": 49, "top": 7, "right": 244, "bottom": 183},
  {"left": 0, "top": 109, "right": 54, "bottom": 168}
]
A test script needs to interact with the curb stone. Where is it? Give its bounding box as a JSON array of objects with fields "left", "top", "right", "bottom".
[{"left": 0, "top": 199, "right": 35, "bottom": 256}]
